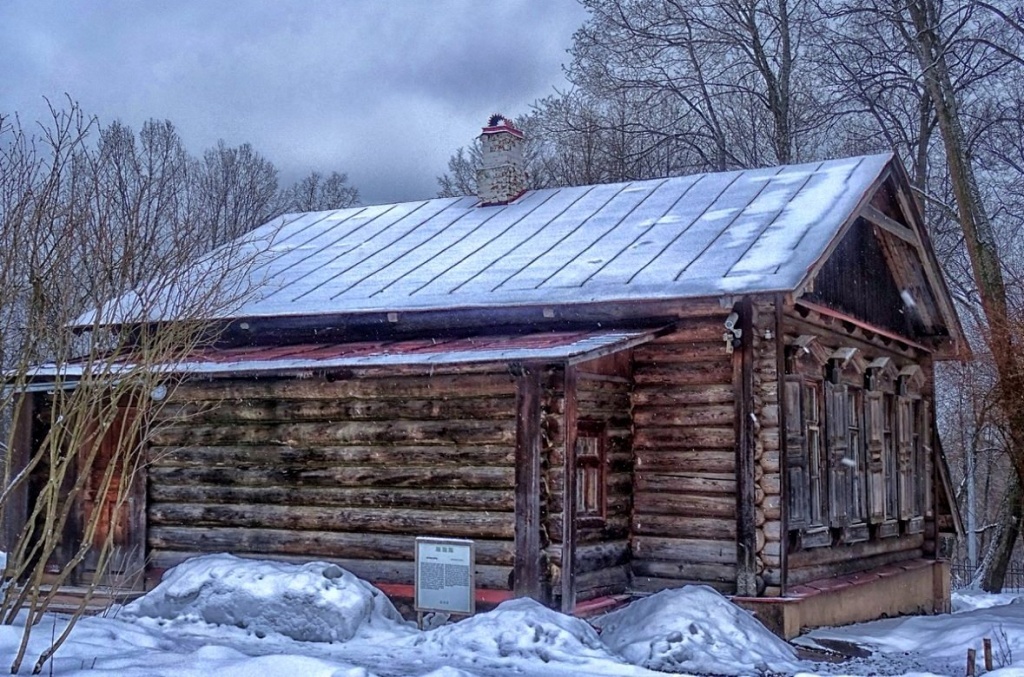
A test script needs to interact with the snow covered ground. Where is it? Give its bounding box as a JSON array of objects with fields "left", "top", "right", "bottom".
[{"left": 1, "top": 554, "right": 1022, "bottom": 676}]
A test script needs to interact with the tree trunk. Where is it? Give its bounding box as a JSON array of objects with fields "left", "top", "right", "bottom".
[{"left": 982, "top": 479, "right": 1023, "bottom": 592}]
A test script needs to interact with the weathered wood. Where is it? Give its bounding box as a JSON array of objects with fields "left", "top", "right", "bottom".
[
  {"left": 561, "top": 365, "right": 578, "bottom": 613},
  {"left": 148, "top": 526, "right": 516, "bottom": 564},
  {"left": 149, "top": 503, "right": 514, "bottom": 538},
  {"left": 633, "top": 404, "right": 734, "bottom": 427},
  {"left": 632, "top": 515, "right": 737, "bottom": 540},
  {"left": 788, "top": 532, "right": 924, "bottom": 570},
  {"left": 634, "top": 473, "right": 736, "bottom": 495},
  {"left": 634, "top": 428, "right": 735, "bottom": 451},
  {"left": 149, "top": 464, "right": 513, "bottom": 489},
  {"left": 786, "top": 547, "right": 924, "bottom": 586},
  {"left": 172, "top": 372, "right": 515, "bottom": 402},
  {"left": 633, "top": 492, "right": 736, "bottom": 518},
  {"left": 648, "top": 320, "right": 728, "bottom": 343},
  {"left": 149, "top": 484, "right": 515, "bottom": 511},
  {"left": 633, "top": 342, "right": 730, "bottom": 363},
  {"left": 151, "top": 419, "right": 516, "bottom": 447},
  {"left": 634, "top": 450, "right": 735, "bottom": 473},
  {"left": 633, "top": 363, "right": 733, "bottom": 387},
  {"left": 162, "top": 396, "right": 517, "bottom": 423},
  {"left": 514, "top": 368, "right": 544, "bottom": 600},
  {"left": 148, "top": 444, "right": 516, "bottom": 468},
  {"left": 632, "top": 560, "right": 737, "bottom": 582},
  {"left": 148, "top": 550, "right": 515, "bottom": 590},
  {"left": 574, "top": 564, "right": 629, "bottom": 595},
  {"left": 632, "top": 384, "right": 734, "bottom": 406},
  {"left": 630, "top": 574, "right": 734, "bottom": 595},
  {"left": 575, "top": 540, "right": 630, "bottom": 573},
  {"left": 734, "top": 299, "right": 758, "bottom": 596},
  {"left": 632, "top": 536, "right": 737, "bottom": 564}
]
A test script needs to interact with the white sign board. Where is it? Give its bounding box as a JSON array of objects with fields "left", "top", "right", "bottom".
[{"left": 415, "top": 537, "right": 475, "bottom": 615}]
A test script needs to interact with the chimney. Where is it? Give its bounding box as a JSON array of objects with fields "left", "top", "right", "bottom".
[{"left": 476, "top": 114, "right": 527, "bottom": 206}]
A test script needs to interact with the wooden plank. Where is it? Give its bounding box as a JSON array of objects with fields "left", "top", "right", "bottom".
[
  {"left": 633, "top": 405, "right": 734, "bottom": 427},
  {"left": 148, "top": 484, "right": 515, "bottom": 511},
  {"left": 634, "top": 450, "right": 735, "bottom": 473},
  {"left": 861, "top": 204, "right": 919, "bottom": 246},
  {"left": 634, "top": 473, "right": 736, "bottom": 495},
  {"left": 633, "top": 491, "right": 736, "bottom": 518},
  {"left": 634, "top": 428, "right": 735, "bottom": 451},
  {"left": 514, "top": 367, "right": 544, "bottom": 600},
  {"left": 148, "top": 444, "right": 516, "bottom": 468},
  {"left": 632, "top": 515, "right": 737, "bottom": 540},
  {"left": 735, "top": 298, "right": 758, "bottom": 596},
  {"left": 150, "top": 419, "right": 516, "bottom": 447},
  {"left": 148, "top": 526, "right": 515, "bottom": 565},
  {"left": 788, "top": 532, "right": 924, "bottom": 569},
  {"left": 632, "top": 536, "right": 737, "bottom": 564},
  {"left": 632, "top": 560, "right": 737, "bottom": 582},
  {"left": 633, "top": 362, "right": 733, "bottom": 387},
  {"left": 172, "top": 372, "right": 515, "bottom": 402},
  {"left": 148, "top": 503, "right": 515, "bottom": 538},
  {"left": 633, "top": 342, "right": 729, "bottom": 363},
  {"left": 148, "top": 465, "right": 514, "bottom": 489},
  {"left": 632, "top": 384, "right": 734, "bottom": 406},
  {"left": 630, "top": 574, "right": 734, "bottom": 595},
  {"left": 161, "top": 396, "right": 517, "bottom": 423},
  {"left": 561, "top": 366, "right": 578, "bottom": 613}
]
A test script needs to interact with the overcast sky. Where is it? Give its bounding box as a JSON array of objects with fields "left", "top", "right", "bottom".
[{"left": 1, "top": 1, "right": 587, "bottom": 205}]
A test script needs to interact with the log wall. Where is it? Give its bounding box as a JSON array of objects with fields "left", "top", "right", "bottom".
[
  {"left": 146, "top": 371, "right": 518, "bottom": 590},
  {"left": 630, "top": 315, "right": 739, "bottom": 594},
  {"left": 753, "top": 301, "right": 783, "bottom": 595}
]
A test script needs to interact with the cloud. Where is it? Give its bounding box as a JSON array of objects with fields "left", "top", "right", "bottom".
[{"left": 0, "top": 0, "right": 586, "bottom": 205}]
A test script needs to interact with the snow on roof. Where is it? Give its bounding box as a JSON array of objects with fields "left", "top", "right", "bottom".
[
  {"left": 29, "top": 329, "right": 657, "bottom": 378},
  {"left": 83, "top": 154, "right": 894, "bottom": 325}
]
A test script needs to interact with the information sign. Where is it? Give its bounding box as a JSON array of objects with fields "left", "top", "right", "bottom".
[{"left": 414, "top": 537, "right": 475, "bottom": 615}]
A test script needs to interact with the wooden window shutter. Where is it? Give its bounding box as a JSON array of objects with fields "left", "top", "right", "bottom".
[
  {"left": 917, "top": 399, "right": 932, "bottom": 517},
  {"left": 785, "top": 378, "right": 810, "bottom": 529},
  {"left": 825, "top": 380, "right": 850, "bottom": 527},
  {"left": 864, "top": 391, "right": 886, "bottom": 523},
  {"left": 897, "top": 395, "right": 914, "bottom": 520}
]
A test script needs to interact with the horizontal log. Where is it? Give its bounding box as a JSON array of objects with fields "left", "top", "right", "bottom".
[
  {"left": 631, "top": 560, "right": 737, "bottom": 583},
  {"left": 632, "top": 384, "right": 734, "bottom": 406},
  {"left": 632, "top": 536, "right": 736, "bottom": 564},
  {"left": 149, "top": 464, "right": 514, "bottom": 490},
  {"left": 633, "top": 342, "right": 730, "bottom": 363},
  {"left": 633, "top": 492, "right": 736, "bottom": 519},
  {"left": 576, "top": 540, "right": 631, "bottom": 573},
  {"left": 161, "top": 396, "right": 517, "bottom": 424},
  {"left": 633, "top": 363, "right": 733, "bottom": 387},
  {"left": 149, "top": 484, "right": 515, "bottom": 511},
  {"left": 632, "top": 515, "right": 737, "bottom": 541},
  {"left": 634, "top": 428, "right": 735, "bottom": 451},
  {"left": 172, "top": 373, "right": 515, "bottom": 402},
  {"left": 630, "top": 573, "right": 734, "bottom": 595},
  {"left": 575, "top": 565, "right": 629, "bottom": 594},
  {"left": 788, "top": 533, "right": 924, "bottom": 570},
  {"left": 647, "top": 320, "right": 727, "bottom": 343},
  {"left": 151, "top": 419, "right": 516, "bottom": 447},
  {"left": 148, "top": 444, "right": 516, "bottom": 468},
  {"left": 786, "top": 548, "right": 924, "bottom": 587},
  {"left": 633, "top": 404, "right": 734, "bottom": 428},
  {"left": 635, "top": 473, "right": 736, "bottom": 495},
  {"left": 149, "top": 503, "right": 515, "bottom": 539},
  {"left": 634, "top": 450, "right": 735, "bottom": 473},
  {"left": 148, "top": 550, "right": 514, "bottom": 589},
  {"left": 148, "top": 526, "right": 515, "bottom": 565}
]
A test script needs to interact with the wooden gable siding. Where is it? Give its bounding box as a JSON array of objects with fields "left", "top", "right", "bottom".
[
  {"left": 145, "top": 372, "right": 518, "bottom": 590},
  {"left": 803, "top": 218, "right": 916, "bottom": 338},
  {"left": 780, "top": 308, "right": 931, "bottom": 588},
  {"left": 630, "top": 315, "right": 738, "bottom": 594}
]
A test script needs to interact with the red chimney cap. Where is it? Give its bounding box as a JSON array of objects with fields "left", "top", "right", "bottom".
[{"left": 481, "top": 114, "right": 524, "bottom": 139}]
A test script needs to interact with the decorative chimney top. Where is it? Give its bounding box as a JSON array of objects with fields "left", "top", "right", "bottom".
[{"left": 476, "top": 114, "right": 527, "bottom": 206}]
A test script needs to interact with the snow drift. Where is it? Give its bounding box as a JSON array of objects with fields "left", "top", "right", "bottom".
[
  {"left": 122, "top": 554, "right": 408, "bottom": 643},
  {"left": 593, "top": 585, "right": 799, "bottom": 675}
]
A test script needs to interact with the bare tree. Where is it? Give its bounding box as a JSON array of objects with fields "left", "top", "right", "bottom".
[{"left": 283, "top": 170, "right": 359, "bottom": 212}]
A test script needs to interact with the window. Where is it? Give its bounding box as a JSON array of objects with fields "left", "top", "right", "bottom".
[
  {"left": 786, "top": 343, "right": 933, "bottom": 547},
  {"left": 575, "top": 421, "right": 606, "bottom": 520}
]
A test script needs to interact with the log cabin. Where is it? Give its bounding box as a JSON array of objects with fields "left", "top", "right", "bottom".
[{"left": 13, "top": 117, "right": 967, "bottom": 636}]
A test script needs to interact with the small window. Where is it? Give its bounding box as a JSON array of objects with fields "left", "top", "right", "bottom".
[{"left": 576, "top": 421, "right": 606, "bottom": 520}]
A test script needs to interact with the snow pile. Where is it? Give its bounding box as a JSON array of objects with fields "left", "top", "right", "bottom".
[
  {"left": 405, "top": 597, "right": 615, "bottom": 666},
  {"left": 593, "top": 585, "right": 799, "bottom": 675},
  {"left": 953, "top": 589, "right": 1024, "bottom": 613},
  {"left": 122, "top": 554, "right": 407, "bottom": 643}
]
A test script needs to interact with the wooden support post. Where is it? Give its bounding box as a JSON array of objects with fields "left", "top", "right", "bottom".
[
  {"left": 560, "top": 366, "right": 578, "bottom": 613},
  {"left": 775, "top": 294, "right": 789, "bottom": 595},
  {"left": 967, "top": 648, "right": 976, "bottom": 676},
  {"left": 734, "top": 298, "right": 758, "bottom": 596},
  {"left": 514, "top": 366, "right": 544, "bottom": 601},
  {"left": 984, "top": 638, "right": 993, "bottom": 671}
]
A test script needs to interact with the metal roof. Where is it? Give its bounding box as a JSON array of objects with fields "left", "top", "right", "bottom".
[
  {"left": 31, "top": 329, "right": 659, "bottom": 378},
  {"left": 82, "top": 154, "right": 895, "bottom": 325}
]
